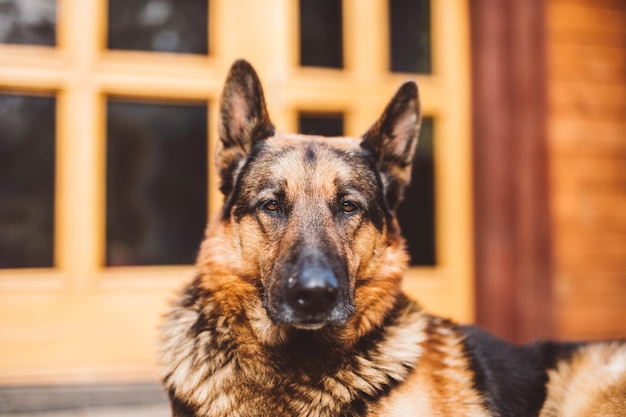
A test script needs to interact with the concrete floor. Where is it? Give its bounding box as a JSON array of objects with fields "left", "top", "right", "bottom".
[
  {"left": 0, "top": 383, "right": 169, "bottom": 417},
  {"left": 0, "top": 404, "right": 170, "bottom": 417}
]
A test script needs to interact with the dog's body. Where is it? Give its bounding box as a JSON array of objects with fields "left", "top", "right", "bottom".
[{"left": 159, "top": 60, "right": 626, "bottom": 416}]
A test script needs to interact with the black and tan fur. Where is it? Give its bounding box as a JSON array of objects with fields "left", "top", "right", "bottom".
[{"left": 159, "top": 60, "right": 626, "bottom": 416}]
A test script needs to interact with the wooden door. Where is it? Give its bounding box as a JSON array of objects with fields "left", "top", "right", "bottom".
[{"left": 0, "top": 0, "right": 472, "bottom": 385}]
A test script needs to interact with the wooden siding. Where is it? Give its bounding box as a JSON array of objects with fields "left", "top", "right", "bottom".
[{"left": 548, "top": 0, "right": 626, "bottom": 340}]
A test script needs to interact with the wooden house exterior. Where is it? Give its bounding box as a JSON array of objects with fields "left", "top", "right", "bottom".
[{"left": 0, "top": 0, "right": 623, "bottom": 397}]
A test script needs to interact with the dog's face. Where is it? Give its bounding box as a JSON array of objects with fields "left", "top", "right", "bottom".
[{"left": 216, "top": 60, "right": 421, "bottom": 330}]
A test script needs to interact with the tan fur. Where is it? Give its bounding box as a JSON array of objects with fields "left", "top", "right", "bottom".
[
  {"left": 369, "top": 317, "right": 489, "bottom": 417},
  {"left": 539, "top": 343, "right": 626, "bottom": 417}
]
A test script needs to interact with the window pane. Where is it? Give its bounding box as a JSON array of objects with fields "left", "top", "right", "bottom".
[
  {"left": 397, "top": 117, "right": 435, "bottom": 266},
  {"left": 106, "top": 99, "right": 208, "bottom": 266},
  {"left": 298, "top": 112, "right": 344, "bottom": 136},
  {"left": 389, "top": 0, "right": 431, "bottom": 74},
  {"left": 299, "top": 0, "right": 343, "bottom": 68},
  {"left": 0, "top": 92, "right": 55, "bottom": 268},
  {"left": 107, "top": 0, "right": 208, "bottom": 54},
  {"left": 0, "top": 0, "right": 56, "bottom": 46}
]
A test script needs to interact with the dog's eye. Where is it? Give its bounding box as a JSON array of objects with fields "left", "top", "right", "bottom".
[
  {"left": 341, "top": 201, "right": 359, "bottom": 214},
  {"left": 262, "top": 200, "right": 281, "bottom": 213}
]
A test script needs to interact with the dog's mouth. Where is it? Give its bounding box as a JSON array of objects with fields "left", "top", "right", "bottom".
[
  {"left": 290, "top": 321, "right": 328, "bottom": 331},
  {"left": 263, "top": 294, "right": 355, "bottom": 330}
]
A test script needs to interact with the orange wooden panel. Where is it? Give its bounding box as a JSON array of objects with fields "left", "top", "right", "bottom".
[
  {"left": 553, "top": 193, "right": 626, "bottom": 233},
  {"left": 556, "top": 306, "right": 626, "bottom": 340},
  {"left": 550, "top": 53, "right": 626, "bottom": 85},
  {"left": 549, "top": 28, "right": 626, "bottom": 49},
  {"left": 557, "top": 291, "right": 626, "bottom": 312},
  {"left": 549, "top": 42, "right": 626, "bottom": 67},
  {"left": 549, "top": 99, "right": 625, "bottom": 122},
  {"left": 550, "top": 0, "right": 625, "bottom": 10},
  {"left": 549, "top": 118, "right": 626, "bottom": 156},
  {"left": 551, "top": 156, "right": 626, "bottom": 183},
  {"left": 551, "top": 80, "right": 626, "bottom": 108},
  {"left": 556, "top": 271, "right": 626, "bottom": 292},
  {"left": 550, "top": 86, "right": 626, "bottom": 131},
  {"left": 554, "top": 231, "right": 626, "bottom": 271},
  {"left": 549, "top": 1, "right": 626, "bottom": 32}
]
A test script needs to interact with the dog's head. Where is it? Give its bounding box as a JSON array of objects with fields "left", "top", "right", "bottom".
[{"left": 213, "top": 60, "right": 420, "bottom": 333}]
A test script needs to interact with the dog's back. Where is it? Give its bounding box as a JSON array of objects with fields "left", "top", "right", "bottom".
[{"left": 159, "top": 60, "right": 626, "bottom": 417}]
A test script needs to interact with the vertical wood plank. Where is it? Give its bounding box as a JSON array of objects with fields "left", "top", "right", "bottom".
[{"left": 470, "top": 0, "right": 554, "bottom": 343}]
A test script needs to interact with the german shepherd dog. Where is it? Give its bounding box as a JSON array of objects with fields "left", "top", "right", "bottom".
[{"left": 159, "top": 60, "right": 626, "bottom": 416}]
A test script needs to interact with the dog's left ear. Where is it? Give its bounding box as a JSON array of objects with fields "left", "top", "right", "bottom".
[
  {"left": 361, "top": 81, "right": 421, "bottom": 211},
  {"left": 217, "top": 60, "right": 275, "bottom": 196}
]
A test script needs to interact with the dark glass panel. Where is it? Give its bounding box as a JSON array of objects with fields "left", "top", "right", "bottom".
[
  {"left": 298, "top": 112, "right": 344, "bottom": 137},
  {"left": 299, "top": 0, "right": 343, "bottom": 68},
  {"left": 108, "top": 0, "right": 208, "bottom": 54},
  {"left": 0, "top": 92, "right": 55, "bottom": 268},
  {"left": 106, "top": 99, "right": 208, "bottom": 266},
  {"left": 397, "top": 117, "right": 435, "bottom": 266},
  {"left": 0, "top": 0, "right": 56, "bottom": 46},
  {"left": 389, "top": 0, "right": 432, "bottom": 74}
]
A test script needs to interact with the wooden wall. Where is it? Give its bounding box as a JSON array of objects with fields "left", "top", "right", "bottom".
[{"left": 548, "top": 0, "right": 626, "bottom": 340}]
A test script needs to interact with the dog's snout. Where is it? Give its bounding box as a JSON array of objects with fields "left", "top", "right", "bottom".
[
  {"left": 287, "top": 266, "right": 339, "bottom": 316},
  {"left": 269, "top": 247, "right": 352, "bottom": 328}
]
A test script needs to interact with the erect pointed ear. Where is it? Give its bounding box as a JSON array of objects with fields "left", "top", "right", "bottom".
[
  {"left": 361, "top": 81, "right": 421, "bottom": 211},
  {"left": 217, "top": 60, "right": 275, "bottom": 196}
]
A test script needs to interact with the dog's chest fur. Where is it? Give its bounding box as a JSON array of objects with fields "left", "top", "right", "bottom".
[{"left": 159, "top": 280, "right": 488, "bottom": 417}]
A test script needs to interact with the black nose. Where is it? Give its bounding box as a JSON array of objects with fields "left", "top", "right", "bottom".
[{"left": 287, "top": 265, "right": 339, "bottom": 316}]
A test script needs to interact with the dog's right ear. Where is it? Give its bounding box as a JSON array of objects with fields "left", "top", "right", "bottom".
[{"left": 217, "top": 60, "right": 275, "bottom": 196}]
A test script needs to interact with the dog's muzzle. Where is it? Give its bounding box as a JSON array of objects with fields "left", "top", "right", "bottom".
[{"left": 267, "top": 251, "right": 353, "bottom": 329}]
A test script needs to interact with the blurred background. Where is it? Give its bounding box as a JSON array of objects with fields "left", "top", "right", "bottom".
[{"left": 0, "top": 0, "right": 624, "bottom": 414}]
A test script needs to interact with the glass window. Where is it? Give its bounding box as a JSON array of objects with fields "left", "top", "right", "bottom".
[
  {"left": 107, "top": 0, "right": 208, "bottom": 54},
  {"left": 106, "top": 99, "right": 208, "bottom": 267},
  {"left": 389, "top": 0, "right": 431, "bottom": 74},
  {"left": 298, "top": 112, "right": 344, "bottom": 137},
  {"left": 299, "top": 0, "right": 343, "bottom": 68},
  {"left": 0, "top": 0, "right": 56, "bottom": 46},
  {"left": 0, "top": 92, "right": 55, "bottom": 268},
  {"left": 397, "top": 117, "right": 435, "bottom": 266}
]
